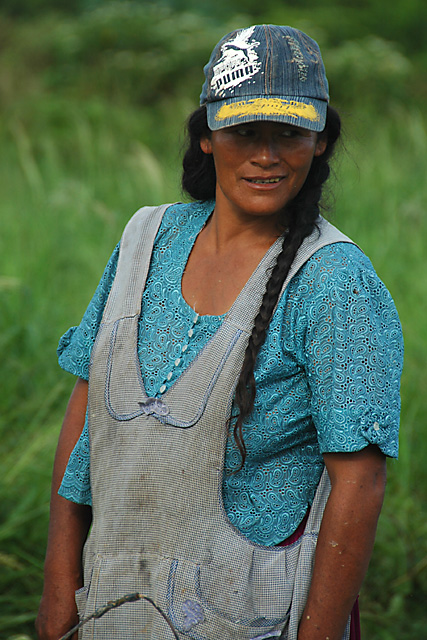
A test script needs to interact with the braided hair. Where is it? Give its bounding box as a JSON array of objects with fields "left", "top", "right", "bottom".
[{"left": 182, "top": 104, "right": 342, "bottom": 468}]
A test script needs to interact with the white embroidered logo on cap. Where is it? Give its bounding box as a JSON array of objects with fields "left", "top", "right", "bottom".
[{"left": 211, "top": 26, "right": 261, "bottom": 97}]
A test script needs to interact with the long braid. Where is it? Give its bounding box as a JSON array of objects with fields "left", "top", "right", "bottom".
[
  {"left": 231, "top": 111, "right": 341, "bottom": 469},
  {"left": 232, "top": 203, "right": 320, "bottom": 468},
  {"left": 181, "top": 104, "right": 342, "bottom": 469}
]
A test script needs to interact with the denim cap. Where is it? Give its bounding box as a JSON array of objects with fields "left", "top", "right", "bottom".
[{"left": 200, "top": 24, "right": 329, "bottom": 132}]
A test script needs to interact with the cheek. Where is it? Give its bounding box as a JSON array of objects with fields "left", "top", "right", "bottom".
[
  {"left": 290, "top": 143, "right": 318, "bottom": 172},
  {"left": 211, "top": 147, "right": 243, "bottom": 176}
]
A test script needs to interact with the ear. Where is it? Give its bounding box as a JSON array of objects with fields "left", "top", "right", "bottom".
[
  {"left": 200, "top": 136, "right": 213, "bottom": 155},
  {"left": 314, "top": 135, "right": 327, "bottom": 157}
]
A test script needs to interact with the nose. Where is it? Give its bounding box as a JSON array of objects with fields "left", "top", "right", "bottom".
[{"left": 251, "top": 136, "right": 280, "bottom": 167}]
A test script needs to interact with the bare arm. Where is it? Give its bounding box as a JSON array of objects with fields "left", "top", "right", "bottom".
[
  {"left": 36, "top": 378, "right": 92, "bottom": 640},
  {"left": 297, "top": 444, "right": 387, "bottom": 640}
]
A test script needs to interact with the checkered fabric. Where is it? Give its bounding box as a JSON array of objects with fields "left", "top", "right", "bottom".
[{"left": 79, "top": 205, "right": 353, "bottom": 639}]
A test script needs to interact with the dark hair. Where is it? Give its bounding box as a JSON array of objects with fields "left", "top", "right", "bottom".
[
  {"left": 182, "top": 104, "right": 342, "bottom": 468},
  {"left": 182, "top": 107, "right": 216, "bottom": 200}
]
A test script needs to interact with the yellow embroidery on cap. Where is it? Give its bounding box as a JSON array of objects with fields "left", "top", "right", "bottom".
[{"left": 215, "top": 98, "right": 320, "bottom": 122}]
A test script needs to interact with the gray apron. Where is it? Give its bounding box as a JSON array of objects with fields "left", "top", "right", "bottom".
[{"left": 77, "top": 204, "right": 354, "bottom": 639}]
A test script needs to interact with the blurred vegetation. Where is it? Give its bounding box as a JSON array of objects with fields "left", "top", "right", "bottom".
[
  {"left": 0, "top": 1, "right": 426, "bottom": 639},
  {"left": 1, "top": 0, "right": 426, "bottom": 113}
]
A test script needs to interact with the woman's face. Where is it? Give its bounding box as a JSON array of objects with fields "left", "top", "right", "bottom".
[{"left": 200, "top": 120, "right": 327, "bottom": 226}]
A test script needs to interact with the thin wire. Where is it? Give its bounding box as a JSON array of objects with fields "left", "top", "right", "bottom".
[{"left": 58, "top": 592, "right": 180, "bottom": 640}]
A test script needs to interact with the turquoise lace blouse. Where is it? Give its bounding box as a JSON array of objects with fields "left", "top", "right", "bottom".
[{"left": 58, "top": 201, "right": 403, "bottom": 546}]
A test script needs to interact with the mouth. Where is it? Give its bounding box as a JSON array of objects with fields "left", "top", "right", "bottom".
[{"left": 245, "top": 177, "right": 284, "bottom": 184}]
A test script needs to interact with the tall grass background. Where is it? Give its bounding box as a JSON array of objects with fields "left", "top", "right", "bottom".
[{"left": 0, "top": 2, "right": 426, "bottom": 639}]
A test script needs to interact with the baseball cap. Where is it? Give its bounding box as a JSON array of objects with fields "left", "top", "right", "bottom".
[{"left": 200, "top": 24, "right": 329, "bottom": 132}]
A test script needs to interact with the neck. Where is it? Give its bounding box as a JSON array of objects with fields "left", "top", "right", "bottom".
[{"left": 206, "top": 203, "right": 284, "bottom": 255}]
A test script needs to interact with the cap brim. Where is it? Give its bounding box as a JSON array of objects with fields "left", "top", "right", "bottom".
[{"left": 206, "top": 96, "right": 327, "bottom": 132}]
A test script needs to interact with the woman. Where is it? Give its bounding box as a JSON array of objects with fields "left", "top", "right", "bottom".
[{"left": 36, "top": 25, "right": 403, "bottom": 640}]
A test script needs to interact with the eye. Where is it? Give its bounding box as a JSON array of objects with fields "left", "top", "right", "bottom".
[
  {"left": 232, "top": 125, "right": 256, "bottom": 137},
  {"left": 279, "top": 126, "right": 301, "bottom": 138}
]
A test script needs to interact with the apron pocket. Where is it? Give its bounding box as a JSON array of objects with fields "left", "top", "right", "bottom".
[{"left": 166, "top": 556, "right": 290, "bottom": 632}]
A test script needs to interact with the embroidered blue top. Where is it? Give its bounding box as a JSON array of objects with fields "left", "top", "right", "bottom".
[{"left": 58, "top": 201, "right": 403, "bottom": 546}]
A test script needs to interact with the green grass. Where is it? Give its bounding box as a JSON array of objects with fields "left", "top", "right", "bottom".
[{"left": 1, "top": 17, "right": 427, "bottom": 640}]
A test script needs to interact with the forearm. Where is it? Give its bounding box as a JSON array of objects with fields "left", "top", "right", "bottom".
[
  {"left": 37, "top": 378, "right": 91, "bottom": 640},
  {"left": 43, "top": 495, "right": 92, "bottom": 587},
  {"left": 37, "top": 497, "right": 91, "bottom": 640},
  {"left": 298, "top": 446, "right": 386, "bottom": 640},
  {"left": 44, "top": 378, "right": 91, "bottom": 579}
]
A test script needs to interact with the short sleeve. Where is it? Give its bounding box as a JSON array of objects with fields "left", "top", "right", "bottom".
[
  {"left": 289, "top": 243, "right": 403, "bottom": 458},
  {"left": 57, "top": 243, "right": 120, "bottom": 380},
  {"left": 56, "top": 246, "right": 120, "bottom": 507}
]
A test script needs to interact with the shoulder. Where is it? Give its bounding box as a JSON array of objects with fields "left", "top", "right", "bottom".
[
  {"left": 288, "top": 241, "right": 393, "bottom": 308},
  {"left": 57, "top": 242, "right": 121, "bottom": 378},
  {"left": 281, "top": 240, "right": 402, "bottom": 354},
  {"left": 160, "top": 200, "right": 215, "bottom": 234},
  {"left": 125, "top": 201, "right": 214, "bottom": 235},
  {"left": 298, "top": 240, "right": 370, "bottom": 282}
]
